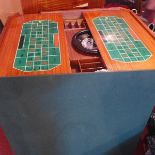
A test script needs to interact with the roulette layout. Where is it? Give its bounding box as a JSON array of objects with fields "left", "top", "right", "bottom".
[
  {"left": 93, "top": 16, "right": 152, "bottom": 63},
  {"left": 0, "top": 14, "right": 71, "bottom": 76},
  {"left": 84, "top": 9, "right": 155, "bottom": 71},
  {"left": 14, "top": 20, "right": 60, "bottom": 72}
]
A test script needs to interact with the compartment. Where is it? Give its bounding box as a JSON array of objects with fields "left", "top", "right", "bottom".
[
  {"left": 64, "top": 19, "right": 87, "bottom": 29},
  {"left": 65, "top": 28, "right": 100, "bottom": 61},
  {"left": 70, "top": 58, "right": 107, "bottom": 73},
  {"left": 64, "top": 16, "right": 107, "bottom": 73},
  {"left": 79, "top": 58, "right": 107, "bottom": 72}
]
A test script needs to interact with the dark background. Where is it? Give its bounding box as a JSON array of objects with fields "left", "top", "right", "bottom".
[{"left": 0, "top": 20, "right": 4, "bottom": 34}]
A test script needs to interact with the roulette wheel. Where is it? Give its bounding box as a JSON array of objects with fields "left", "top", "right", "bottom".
[{"left": 72, "top": 29, "right": 100, "bottom": 55}]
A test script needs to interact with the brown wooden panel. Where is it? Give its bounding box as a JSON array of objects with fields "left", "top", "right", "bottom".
[
  {"left": 65, "top": 29, "right": 99, "bottom": 61},
  {"left": 88, "top": 0, "right": 105, "bottom": 8},
  {"left": 21, "top": 0, "right": 89, "bottom": 14},
  {"left": 84, "top": 8, "right": 155, "bottom": 71},
  {"left": 135, "top": 0, "right": 142, "bottom": 13},
  {"left": 0, "top": 13, "right": 71, "bottom": 77}
]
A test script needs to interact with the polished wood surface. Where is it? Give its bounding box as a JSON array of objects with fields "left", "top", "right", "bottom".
[
  {"left": 88, "top": 0, "right": 105, "bottom": 8},
  {"left": 21, "top": 0, "right": 106, "bottom": 14},
  {"left": 0, "top": 13, "right": 71, "bottom": 77},
  {"left": 65, "top": 29, "right": 99, "bottom": 61},
  {"left": 21, "top": 0, "right": 88, "bottom": 13},
  {"left": 84, "top": 8, "right": 155, "bottom": 71}
]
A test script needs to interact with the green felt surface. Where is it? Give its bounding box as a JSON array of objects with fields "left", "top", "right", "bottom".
[
  {"left": 14, "top": 20, "right": 61, "bottom": 72},
  {"left": 93, "top": 16, "right": 152, "bottom": 62}
]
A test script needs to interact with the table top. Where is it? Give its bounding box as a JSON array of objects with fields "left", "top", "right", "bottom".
[
  {"left": 0, "top": 13, "right": 71, "bottom": 77},
  {"left": 84, "top": 8, "right": 155, "bottom": 71},
  {"left": 0, "top": 71, "right": 155, "bottom": 155},
  {"left": 1, "top": 8, "right": 155, "bottom": 76}
]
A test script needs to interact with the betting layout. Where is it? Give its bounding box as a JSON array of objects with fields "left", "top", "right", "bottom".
[
  {"left": 14, "top": 20, "right": 61, "bottom": 72},
  {"left": 93, "top": 16, "right": 152, "bottom": 63},
  {"left": 84, "top": 9, "right": 155, "bottom": 71}
]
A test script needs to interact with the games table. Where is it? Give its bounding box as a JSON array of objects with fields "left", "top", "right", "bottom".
[
  {"left": 0, "top": 2, "right": 155, "bottom": 155},
  {"left": 0, "top": 8, "right": 155, "bottom": 77}
]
